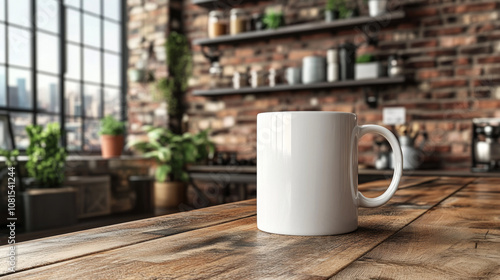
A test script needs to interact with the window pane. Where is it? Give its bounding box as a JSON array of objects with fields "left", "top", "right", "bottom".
[
  {"left": 0, "top": 0, "right": 5, "bottom": 21},
  {"left": 83, "top": 84, "right": 101, "bottom": 118},
  {"left": 65, "top": 81, "right": 81, "bottom": 117},
  {"left": 66, "top": 9, "right": 80, "bottom": 43},
  {"left": 37, "top": 32, "right": 59, "bottom": 74},
  {"left": 8, "top": 68, "right": 31, "bottom": 109},
  {"left": 37, "top": 0, "right": 58, "bottom": 33},
  {"left": 83, "top": 14, "right": 101, "bottom": 48},
  {"left": 104, "top": 0, "right": 120, "bottom": 21},
  {"left": 0, "top": 23, "right": 4, "bottom": 63},
  {"left": 37, "top": 74, "right": 59, "bottom": 113},
  {"left": 8, "top": 0, "right": 30, "bottom": 28},
  {"left": 66, "top": 43, "right": 80, "bottom": 80},
  {"left": 104, "top": 21, "right": 119, "bottom": 53},
  {"left": 0, "top": 66, "right": 5, "bottom": 106},
  {"left": 83, "top": 0, "right": 100, "bottom": 15},
  {"left": 38, "top": 113, "right": 60, "bottom": 128},
  {"left": 66, "top": 117, "right": 82, "bottom": 151},
  {"left": 104, "top": 87, "right": 120, "bottom": 118},
  {"left": 65, "top": 0, "right": 79, "bottom": 9},
  {"left": 104, "top": 53, "right": 119, "bottom": 86},
  {"left": 84, "top": 48, "right": 101, "bottom": 83},
  {"left": 11, "top": 112, "right": 32, "bottom": 149},
  {"left": 8, "top": 27, "right": 31, "bottom": 67},
  {"left": 83, "top": 119, "right": 99, "bottom": 151}
]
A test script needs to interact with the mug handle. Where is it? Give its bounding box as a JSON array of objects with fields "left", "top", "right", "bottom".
[{"left": 350, "top": 125, "right": 403, "bottom": 208}]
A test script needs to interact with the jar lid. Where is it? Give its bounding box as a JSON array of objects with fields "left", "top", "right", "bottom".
[{"left": 209, "top": 10, "right": 224, "bottom": 17}]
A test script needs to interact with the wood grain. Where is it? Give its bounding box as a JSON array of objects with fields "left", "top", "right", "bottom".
[
  {"left": 0, "top": 200, "right": 256, "bottom": 275},
  {"left": 0, "top": 177, "right": 474, "bottom": 279},
  {"left": 332, "top": 177, "right": 500, "bottom": 279}
]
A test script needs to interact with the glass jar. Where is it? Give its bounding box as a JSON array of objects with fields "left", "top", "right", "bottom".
[
  {"left": 208, "top": 10, "right": 227, "bottom": 38},
  {"left": 230, "top": 8, "right": 247, "bottom": 35},
  {"left": 209, "top": 61, "right": 223, "bottom": 88}
]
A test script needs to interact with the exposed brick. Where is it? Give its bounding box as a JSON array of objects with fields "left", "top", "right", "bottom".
[
  {"left": 461, "top": 43, "right": 491, "bottom": 55},
  {"left": 288, "top": 50, "right": 317, "bottom": 60},
  {"left": 477, "top": 56, "right": 500, "bottom": 64},
  {"left": 411, "top": 39, "right": 438, "bottom": 48},
  {"left": 431, "top": 79, "right": 468, "bottom": 88},
  {"left": 456, "top": 67, "right": 483, "bottom": 76},
  {"left": 407, "top": 60, "right": 436, "bottom": 68},
  {"left": 417, "top": 69, "right": 454, "bottom": 79},
  {"left": 475, "top": 100, "right": 500, "bottom": 109},
  {"left": 424, "top": 27, "right": 465, "bottom": 37},
  {"left": 440, "top": 36, "right": 476, "bottom": 47},
  {"left": 444, "top": 3, "right": 497, "bottom": 14},
  {"left": 440, "top": 101, "right": 471, "bottom": 110}
]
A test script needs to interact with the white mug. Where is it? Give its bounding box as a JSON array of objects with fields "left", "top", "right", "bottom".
[{"left": 257, "top": 111, "right": 403, "bottom": 236}]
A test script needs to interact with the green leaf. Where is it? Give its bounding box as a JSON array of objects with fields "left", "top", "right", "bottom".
[{"left": 155, "top": 165, "right": 171, "bottom": 182}]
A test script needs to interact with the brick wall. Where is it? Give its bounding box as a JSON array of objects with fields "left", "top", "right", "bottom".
[
  {"left": 127, "top": 0, "right": 170, "bottom": 134},
  {"left": 179, "top": 0, "right": 500, "bottom": 170}
]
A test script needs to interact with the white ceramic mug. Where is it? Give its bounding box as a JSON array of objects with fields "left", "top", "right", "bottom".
[{"left": 257, "top": 111, "right": 403, "bottom": 236}]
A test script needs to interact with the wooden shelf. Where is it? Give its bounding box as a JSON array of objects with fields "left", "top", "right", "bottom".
[
  {"left": 193, "top": 11, "right": 405, "bottom": 46},
  {"left": 192, "top": 0, "right": 249, "bottom": 8},
  {"left": 193, "top": 76, "right": 405, "bottom": 96}
]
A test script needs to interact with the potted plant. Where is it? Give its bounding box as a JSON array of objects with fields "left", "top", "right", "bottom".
[
  {"left": 339, "top": 0, "right": 359, "bottom": 19},
  {"left": 355, "top": 54, "right": 383, "bottom": 80},
  {"left": 263, "top": 9, "right": 284, "bottom": 29},
  {"left": 325, "top": 0, "right": 340, "bottom": 22},
  {"left": 23, "top": 123, "right": 77, "bottom": 231},
  {"left": 99, "top": 115, "right": 126, "bottom": 158},
  {"left": 367, "top": 0, "right": 388, "bottom": 17},
  {"left": 128, "top": 127, "right": 214, "bottom": 210}
]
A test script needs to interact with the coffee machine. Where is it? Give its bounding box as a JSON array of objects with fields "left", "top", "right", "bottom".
[{"left": 472, "top": 118, "right": 500, "bottom": 172}]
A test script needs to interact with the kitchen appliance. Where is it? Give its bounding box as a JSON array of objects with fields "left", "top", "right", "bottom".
[
  {"left": 472, "top": 118, "right": 500, "bottom": 172},
  {"left": 285, "top": 67, "right": 301, "bottom": 85},
  {"left": 339, "top": 42, "right": 356, "bottom": 80},
  {"left": 302, "top": 56, "right": 326, "bottom": 84},
  {"left": 327, "top": 49, "right": 339, "bottom": 82}
]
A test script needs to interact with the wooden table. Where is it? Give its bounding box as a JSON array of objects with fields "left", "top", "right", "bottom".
[{"left": 1, "top": 176, "right": 499, "bottom": 279}]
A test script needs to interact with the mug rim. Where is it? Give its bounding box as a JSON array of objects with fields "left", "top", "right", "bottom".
[{"left": 258, "top": 111, "right": 356, "bottom": 117}]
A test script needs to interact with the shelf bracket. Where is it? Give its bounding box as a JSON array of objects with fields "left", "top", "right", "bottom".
[{"left": 202, "top": 45, "right": 222, "bottom": 63}]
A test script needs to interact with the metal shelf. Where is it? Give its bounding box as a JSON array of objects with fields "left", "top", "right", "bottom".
[
  {"left": 192, "top": 0, "right": 249, "bottom": 9},
  {"left": 193, "top": 11, "right": 405, "bottom": 46},
  {"left": 193, "top": 76, "right": 406, "bottom": 96}
]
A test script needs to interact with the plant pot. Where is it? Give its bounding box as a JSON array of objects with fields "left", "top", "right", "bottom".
[
  {"left": 100, "top": 135, "right": 124, "bottom": 158},
  {"left": 154, "top": 181, "right": 186, "bottom": 209},
  {"left": 325, "top": 10, "right": 339, "bottom": 22},
  {"left": 368, "top": 0, "right": 388, "bottom": 17},
  {"left": 23, "top": 187, "right": 77, "bottom": 232},
  {"left": 355, "top": 62, "right": 383, "bottom": 80}
]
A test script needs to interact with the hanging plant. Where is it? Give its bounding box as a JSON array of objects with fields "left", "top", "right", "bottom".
[{"left": 155, "top": 32, "right": 192, "bottom": 117}]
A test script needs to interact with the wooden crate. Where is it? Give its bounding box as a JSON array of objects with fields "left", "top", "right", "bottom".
[{"left": 65, "top": 176, "right": 111, "bottom": 219}]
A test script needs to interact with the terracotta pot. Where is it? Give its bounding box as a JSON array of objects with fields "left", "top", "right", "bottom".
[
  {"left": 154, "top": 181, "right": 186, "bottom": 209},
  {"left": 100, "top": 135, "right": 124, "bottom": 158}
]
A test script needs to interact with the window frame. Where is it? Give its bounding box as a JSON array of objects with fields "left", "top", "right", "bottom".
[{"left": 0, "top": 0, "right": 127, "bottom": 153}]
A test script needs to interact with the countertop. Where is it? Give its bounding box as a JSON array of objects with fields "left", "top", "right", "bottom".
[{"left": 1, "top": 176, "right": 499, "bottom": 279}]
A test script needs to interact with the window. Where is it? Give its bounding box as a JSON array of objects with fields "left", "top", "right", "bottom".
[{"left": 0, "top": 0, "right": 126, "bottom": 152}]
